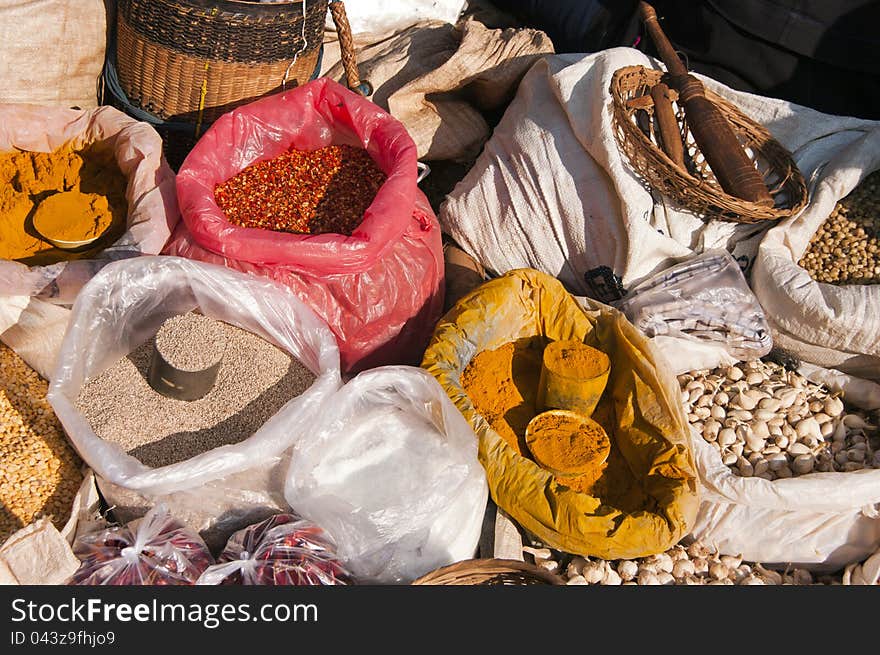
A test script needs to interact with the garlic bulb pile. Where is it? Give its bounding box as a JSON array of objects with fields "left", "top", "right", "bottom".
[
  {"left": 523, "top": 540, "right": 842, "bottom": 585},
  {"left": 679, "top": 360, "right": 879, "bottom": 480}
]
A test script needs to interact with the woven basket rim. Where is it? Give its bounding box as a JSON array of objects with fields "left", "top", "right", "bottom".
[
  {"left": 124, "top": 0, "right": 313, "bottom": 13},
  {"left": 411, "top": 558, "right": 566, "bottom": 586},
  {"left": 610, "top": 64, "right": 808, "bottom": 224}
]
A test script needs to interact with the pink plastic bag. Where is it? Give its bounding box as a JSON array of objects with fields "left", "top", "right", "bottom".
[{"left": 164, "top": 78, "right": 445, "bottom": 374}]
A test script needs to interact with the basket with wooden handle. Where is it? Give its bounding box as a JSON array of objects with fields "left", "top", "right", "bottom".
[
  {"left": 105, "top": 0, "right": 370, "bottom": 169},
  {"left": 610, "top": 64, "right": 808, "bottom": 224},
  {"left": 411, "top": 558, "right": 566, "bottom": 586}
]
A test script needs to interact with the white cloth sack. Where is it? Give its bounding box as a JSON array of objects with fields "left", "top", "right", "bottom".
[
  {"left": 47, "top": 256, "right": 343, "bottom": 552},
  {"left": 690, "top": 368, "right": 880, "bottom": 571},
  {"left": 0, "top": 0, "right": 108, "bottom": 109},
  {"left": 751, "top": 128, "right": 880, "bottom": 380},
  {"left": 843, "top": 547, "right": 880, "bottom": 585},
  {"left": 325, "top": 0, "right": 466, "bottom": 39},
  {"left": 0, "top": 104, "right": 180, "bottom": 378},
  {"left": 0, "top": 469, "right": 104, "bottom": 585},
  {"left": 285, "top": 365, "right": 488, "bottom": 584},
  {"left": 322, "top": 18, "right": 553, "bottom": 161},
  {"left": 440, "top": 47, "right": 876, "bottom": 300}
]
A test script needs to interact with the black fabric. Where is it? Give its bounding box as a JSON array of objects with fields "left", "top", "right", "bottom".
[
  {"left": 493, "top": 0, "right": 880, "bottom": 120},
  {"left": 630, "top": 0, "right": 880, "bottom": 120},
  {"left": 497, "top": 0, "right": 640, "bottom": 52}
]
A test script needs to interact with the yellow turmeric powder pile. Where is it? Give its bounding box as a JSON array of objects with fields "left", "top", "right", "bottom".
[
  {"left": 461, "top": 337, "right": 652, "bottom": 511},
  {"left": 460, "top": 338, "right": 543, "bottom": 456},
  {"left": 0, "top": 143, "right": 127, "bottom": 265}
]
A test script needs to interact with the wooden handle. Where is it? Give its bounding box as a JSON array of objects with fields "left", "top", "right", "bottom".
[
  {"left": 639, "top": 2, "right": 773, "bottom": 206},
  {"left": 639, "top": 1, "right": 686, "bottom": 77},
  {"left": 329, "top": 1, "right": 372, "bottom": 96},
  {"left": 650, "top": 82, "right": 685, "bottom": 170}
]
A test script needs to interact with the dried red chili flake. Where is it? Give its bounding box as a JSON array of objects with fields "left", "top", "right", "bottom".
[{"left": 213, "top": 144, "right": 386, "bottom": 236}]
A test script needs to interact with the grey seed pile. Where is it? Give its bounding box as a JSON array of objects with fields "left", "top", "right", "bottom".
[
  {"left": 155, "top": 312, "right": 226, "bottom": 371},
  {"left": 799, "top": 169, "right": 880, "bottom": 285},
  {"left": 75, "top": 315, "right": 316, "bottom": 468}
]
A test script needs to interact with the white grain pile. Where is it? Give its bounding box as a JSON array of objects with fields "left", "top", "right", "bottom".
[{"left": 75, "top": 313, "right": 316, "bottom": 468}]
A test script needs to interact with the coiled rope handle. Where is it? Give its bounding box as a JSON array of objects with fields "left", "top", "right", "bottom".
[{"left": 328, "top": 1, "right": 373, "bottom": 96}]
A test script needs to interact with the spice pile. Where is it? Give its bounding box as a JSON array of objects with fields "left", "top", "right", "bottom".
[
  {"left": 75, "top": 312, "right": 316, "bottom": 468},
  {"left": 460, "top": 338, "right": 648, "bottom": 507},
  {"left": 523, "top": 537, "right": 842, "bottom": 585},
  {"left": 798, "top": 169, "right": 880, "bottom": 285},
  {"left": 1, "top": 344, "right": 84, "bottom": 543},
  {"left": 155, "top": 312, "right": 226, "bottom": 372},
  {"left": 679, "top": 359, "right": 879, "bottom": 480},
  {"left": 525, "top": 411, "right": 610, "bottom": 485},
  {"left": 214, "top": 144, "right": 386, "bottom": 235},
  {"left": 0, "top": 143, "right": 127, "bottom": 265}
]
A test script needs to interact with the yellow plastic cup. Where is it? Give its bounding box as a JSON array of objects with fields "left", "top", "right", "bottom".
[{"left": 536, "top": 340, "right": 610, "bottom": 417}]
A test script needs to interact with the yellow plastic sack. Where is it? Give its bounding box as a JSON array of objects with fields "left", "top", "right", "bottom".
[{"left": 421, "top": 269, "right": 699, "bottom": 559}]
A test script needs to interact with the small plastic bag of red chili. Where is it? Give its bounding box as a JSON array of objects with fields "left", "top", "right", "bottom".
[
  {"left": 164, "top": 77, "right": 445, "bottom": 375},
  {"left": 68, "top": 503, "right": 214, "bottom": 585},
  {"left": 195, "top": 513, "right": 351, "bottom": 586}
]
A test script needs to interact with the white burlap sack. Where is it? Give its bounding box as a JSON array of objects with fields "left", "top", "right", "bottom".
[
  {"left": 323, "top": 18, "right": 553, "bottom": 161},
  {"left": 324, "top": 0, "right": 466, "bottom": 39},
  {"left": 0, "top": 0, "right": 108, "bottom": 109},
  {"left": 0, "top": 469, "right": 104, "bottom": 585},
  {"left": 751, "top": 129, "right": 880, "bottom": 380},
  {"left": 440, "top": 47, "right": 877, "bottom": 300},
  {"left": 690, "top": 368, "right": 880, "bottom": 572}
]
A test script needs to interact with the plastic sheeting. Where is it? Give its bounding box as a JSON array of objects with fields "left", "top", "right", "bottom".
[
  {"left": 47, "top": 256, "right": 342, "bottom": 551},
  {"left": 285, "top": 365, "right": 488, "bottom": 583}
]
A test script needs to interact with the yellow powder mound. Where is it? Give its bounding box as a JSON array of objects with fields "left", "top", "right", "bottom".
[{"left": 0, "top": 143, "right": 127, "bottom": 265}]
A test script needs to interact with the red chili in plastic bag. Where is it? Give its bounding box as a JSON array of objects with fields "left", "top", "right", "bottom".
[
  {"left": 196, "top": 513, "right": 351, "bottom": 586},
  {"left": 214, "top": 144, "right": 386, "bottom": 236},
  {"left": 68, "top": 504, "right": 214, "bottom": 585}
]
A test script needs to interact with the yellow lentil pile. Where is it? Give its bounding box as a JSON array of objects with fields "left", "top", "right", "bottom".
[
  {"left": 798, "top": 170, "right": 880, "bottom": 285},
  {"left": 0, "top": 344, "right": 83, "bottom": 543}
]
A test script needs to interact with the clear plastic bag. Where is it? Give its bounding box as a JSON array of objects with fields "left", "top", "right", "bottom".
[
  {"left": 47, "top": 255, "right": 343, "bottom": 551},
  {"left": 196, "top": 513, "right": 351, "bottom": 586},
  {"left": 615, "top": 249, "right": 773, "bottom": 363},
  {"left": 285, "top": 366, "right": 488, "bottom": 584},
  {"left": 68, "top": 504, "right": 214, "bottom": 585}
]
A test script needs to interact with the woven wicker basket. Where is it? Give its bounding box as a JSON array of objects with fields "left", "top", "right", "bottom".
[
  {"left": 411, "top": 559, "right": 566, "bottom": 586},
  {"left": 610, "top": 65, "right": 807, "bottom": 224},
  {"left": 107, "top": 1, "right": 369, "bottom": 169},
  {"left": 115, "top": 0, "right": 329, "bottom": 125}
]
